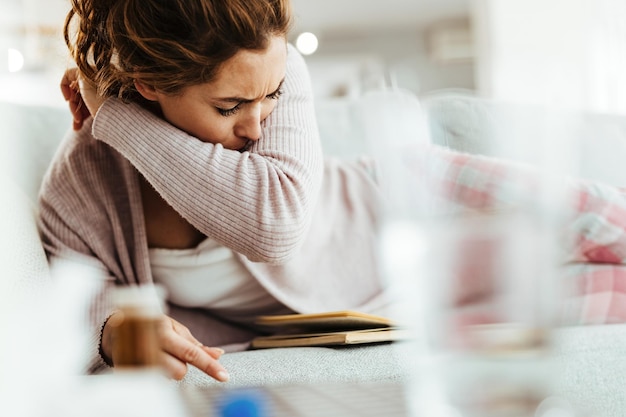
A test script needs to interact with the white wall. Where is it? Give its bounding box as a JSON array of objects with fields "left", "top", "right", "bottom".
[
  {"left": 472, "top": 0, "right": 626, "bottom": 114},
  {"left": 0, "top": 0, "right": 69, "bottom": 106}
]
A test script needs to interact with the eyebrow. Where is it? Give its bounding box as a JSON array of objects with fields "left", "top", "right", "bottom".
[{"left": 216, "top": 78, "right": 285, "bottom": 104}]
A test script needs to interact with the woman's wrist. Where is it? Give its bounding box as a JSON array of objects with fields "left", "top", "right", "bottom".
[{"left": 99, "top": 310, "right": 123, "bottom": 366}]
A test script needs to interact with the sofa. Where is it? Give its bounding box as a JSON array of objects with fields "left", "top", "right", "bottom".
[{"left": 2, "top": 91, "right": 626, "bottom": 417}]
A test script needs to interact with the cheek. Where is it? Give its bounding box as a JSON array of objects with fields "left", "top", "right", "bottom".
[{"left": 195, "top": 116, "right": 235, "bottom": 144}]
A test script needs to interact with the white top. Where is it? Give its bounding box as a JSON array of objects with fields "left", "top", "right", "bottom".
[{"left": 149, "top": 238, "right": 291, "bottom": 322}]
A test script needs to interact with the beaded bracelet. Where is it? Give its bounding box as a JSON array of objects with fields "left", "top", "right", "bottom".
[{"left": 97, "top": 313, "right": 116, "bottom": 367}]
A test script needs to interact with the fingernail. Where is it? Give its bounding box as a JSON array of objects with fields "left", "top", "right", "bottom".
[
  {"left": 215, "top": 348, "right": 225, "bottom": 355},
  {"left": 217, "top": 371, "right": 230, "bottom": 382}
]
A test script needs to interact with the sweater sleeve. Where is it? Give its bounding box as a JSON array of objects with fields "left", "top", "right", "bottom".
[
  {"left": 91, "top": 45, "right": 324, "bottom": 263},
  {"left": 38, "top": 173, "right": 117, "bottom": 373}
]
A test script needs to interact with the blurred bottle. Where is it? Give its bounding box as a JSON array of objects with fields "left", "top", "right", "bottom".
[
  {"left": 110, "top": 285, "right": 164, "bottom": 371},
  {"left": 43, "top": 284, "right": 192, "bottom": 417}
]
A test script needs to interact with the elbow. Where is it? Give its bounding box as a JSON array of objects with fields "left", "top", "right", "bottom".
[
  {"left": 243, "top": 206, "right": 314, "bottom": 264},
  {"left": 250, "top": 179, "right": 320, "bottom": 263},
  {"left": 238, "top": 159, "right": 323, "bottom": 264},
  {"left": 250, "top": 218, "right": 310, "bottom": 264},
  {"left": 251, "top": 245, "right": 300, "bottom": 265}
]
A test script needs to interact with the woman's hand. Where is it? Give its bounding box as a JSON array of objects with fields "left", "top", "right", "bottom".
[
  {"left": 102, "top": 311, "right": 230, "bottom": 382},
  {"left": 156, "top": 315, "right": 230, "bottom": 381},
  {"left": 60, "top": 68, "right": 106, "bottom": 130}
]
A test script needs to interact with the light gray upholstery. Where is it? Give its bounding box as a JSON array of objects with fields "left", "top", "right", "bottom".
[
  {"left": 0, "top": 100, "right": 62, "bottom": 306},
  {"left": 180, "top": 344, "right": 409, "bottom": 388},
  {"left": 423, "top": 89, "right": 626, "bottom": 187},
  {"left": 1, "top": 101, "right": 72, "bottom": 202},
  {"left": 1, "top": 177, "right": 50, "bottom": 298},
  {"left": 551, "top": 324, "right": 626, "bottom": 417}
]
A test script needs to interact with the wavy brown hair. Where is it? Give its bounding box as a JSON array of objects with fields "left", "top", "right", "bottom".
[{"left": 64, "top": 0, "right": 292, "bottom": 102}]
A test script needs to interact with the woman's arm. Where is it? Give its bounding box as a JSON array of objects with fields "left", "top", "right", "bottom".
[
  {"left": 91, "top": 45, "right": 324, "bottom": 263},
  {"left": 38, "top": 138, "right": 229, "bottom": 381},
  {"left": 38, "top": 215, "right": 230, "bottom": 381}
]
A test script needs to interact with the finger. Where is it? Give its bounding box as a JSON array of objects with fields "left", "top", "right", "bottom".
[
  {"left": 61, "top": 84, "right": 71, "bottom": 101},
  {"left": 60, "top": 79, "right": 72, "bottom": 101},
  {"left": 161, "top": 336, "right": 229, "bottom": 382},
  {"left": 170, "top": 318, "right": 199, "bottom": 342},
  {"left": 60, "top": 68, "right": 79, "bottom": 100},
  {"left": 160, "top": 352, "right": 189, "bottom": 381},
  {"left": 169, "top": 320, "right": 225, "bottom": 360},
  {"left": 202, "top": 346, "right": 225, "bottom": 360},
  {"left": 162, "top": 346, "right": 224, "bottom": 381},
  {"left": 159, "top": 317, "right": 230, "bottom": 381},
  {"left": 169, "top": 319, "right": 220, "bottom": 351},
  {"left": 80, "top": 104, "right": 91, "bottom": 120},
  {"left": 69, "top": 102, "right": 84, "bottom": 127},
  {"left": 69, "top": 97, "right": 81, "bottom": 115},
  {"left": 68, "top": 91, "right": 91, "bottom": 128}
]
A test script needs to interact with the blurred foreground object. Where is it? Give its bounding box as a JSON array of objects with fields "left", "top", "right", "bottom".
[
  {"left": 110, "top": 285, "right": 165, "bottom": 370},
  {"left": 362, "top": 88, "right": 574, "bottom": 416}
]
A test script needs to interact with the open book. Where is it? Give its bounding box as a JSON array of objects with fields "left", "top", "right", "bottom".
[{"left": 251, "top": 310, "right": 410, "bottom": 349}]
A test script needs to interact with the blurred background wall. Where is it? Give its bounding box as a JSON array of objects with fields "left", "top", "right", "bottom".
[
  {"left": 1, "top": 0, "right": 472, "bottom": 106},
  {"left": 1, "top": 0, "right": 626, "bottom": 112},
  {"left": 288, "top": 0, "right": 474, "bottom": 98}
]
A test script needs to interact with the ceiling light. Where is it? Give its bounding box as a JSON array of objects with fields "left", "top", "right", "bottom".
[{"left": 296, "top": 32, "right": 319, "bottom": 56}]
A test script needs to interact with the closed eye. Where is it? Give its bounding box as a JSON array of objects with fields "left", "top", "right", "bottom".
[
  {"left": 217, "top": 103, "right": 241, "bottom": 117},
  {"left": 266, "top": 88, "right": 283, "bottom": 100},
  {"left": 216, "top": 79, "right": 284, "bottom": 116},
  {"left": 266, "top": 80, "right": 284, "bottom": 100}
]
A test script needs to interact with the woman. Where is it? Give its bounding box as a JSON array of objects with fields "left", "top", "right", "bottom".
[
  {"left": 43, "top": 0, "right": 387, "bottom": 382},
  {"left": 43, "top": 0, "right": 626, "bottom": 382}
]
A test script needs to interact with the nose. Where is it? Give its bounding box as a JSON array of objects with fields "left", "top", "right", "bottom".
[{"left": 235, "top": 105, "right": 262, "bottom": 142}]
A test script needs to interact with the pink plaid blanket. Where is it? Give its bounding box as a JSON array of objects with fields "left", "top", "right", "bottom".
[{"left": 409, "top": 145, "right": 626, "bottom": 326}]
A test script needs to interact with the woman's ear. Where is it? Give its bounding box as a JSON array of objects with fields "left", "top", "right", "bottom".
[{"left": 134, "top": 80, "right": 159, "bottom": 101}]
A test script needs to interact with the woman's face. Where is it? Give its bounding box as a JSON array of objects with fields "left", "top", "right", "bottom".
[{"left": 139, "top": 36, "right": 287, "bottom": 151}]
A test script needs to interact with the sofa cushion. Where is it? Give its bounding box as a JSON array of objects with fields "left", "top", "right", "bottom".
[
  {"left": 0, "top": 176, "right": 50, "bottom": 300},
  {"left": 423, "top": 91, "right": 626, "bottom": 187},
  {"left": 1, "top": 100, "right": 72, "bottom": 203},
  {"left": 179, "top": 343, "right": 409, "bottom": 388},
  {"left": 177, "top": 325, "right": 626, "bottom": 417}
]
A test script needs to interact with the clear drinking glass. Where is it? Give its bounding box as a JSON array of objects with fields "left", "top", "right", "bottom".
[{"left": 361, "top": 89, "right": 580, "bottom": 417}]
